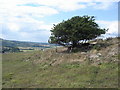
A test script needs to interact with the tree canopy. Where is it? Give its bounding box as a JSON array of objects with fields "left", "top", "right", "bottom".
[{"left": 49, "top": 15, "right": 107, "bottom": 48}]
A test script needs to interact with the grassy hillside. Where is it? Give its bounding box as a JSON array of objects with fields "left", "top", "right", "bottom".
[
  {"left": 2, "top": 37, "right": 119, "bottom": 88},
  {"left": 0, "top": 38, "right": 57, "bottom": 53},
  {"left": 0, "top": 38, "right": 55, "bottom": 48}
]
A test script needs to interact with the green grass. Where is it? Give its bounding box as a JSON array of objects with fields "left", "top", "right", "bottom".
[{"left": 2, "top": 50, "right": 118, "bottom": 88}]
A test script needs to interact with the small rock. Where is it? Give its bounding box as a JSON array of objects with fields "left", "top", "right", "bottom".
[
  {"left": 81, "top": 52, "right": 86, "bottom": 54},
  {"left": 26, "top": 59, "right": 29, "bottom": 61},
  {"left": 109, "top": 52, "right": 116, "bottom": 56},
  {"left": 90, "top": 54, "right": 99, "bottom": 59},
  {"left": 97, "top": 53, "right": 102, "bottom": 56}
]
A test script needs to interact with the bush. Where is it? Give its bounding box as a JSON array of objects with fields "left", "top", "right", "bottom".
[
  {"left": 92, "top": 45, "right": 101, "bottom": 50},
  {"left": 2, "top": 46, "right": 20, "bottom": 53}
]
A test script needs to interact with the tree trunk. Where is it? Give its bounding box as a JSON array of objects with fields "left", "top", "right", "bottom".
[
  {"left": 66, "top": 41, "right": 78, "bottom": 53},
  {"left": 72, "top": 41, "right": 78, "bottom": 48},
  {"left": 55, "top": 45, "right": 57, "bottom": 52},
  {"left": 67, "top": 46, "right": 72, "bottom": 53}
]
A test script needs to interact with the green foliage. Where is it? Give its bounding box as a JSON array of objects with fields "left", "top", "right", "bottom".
[
  {"left": 49, "top": 15, "right": 107, "bottom": 48},
  {"left": 92, "top": 45, "right": 101, "bottom": 50},
  {"left": 2, "top": 46, "right": 20, "bottom": 53},
  {"left": 3, "top": 73, "right": 14, "bottom": 81}
]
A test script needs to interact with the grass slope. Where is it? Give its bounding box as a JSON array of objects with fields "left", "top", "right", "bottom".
[
  {"left": 2, "top": 37, "right": 119, "bottom": 88},
  {"left": 0, "top": 38, "right": 54, "bottom": 48}
]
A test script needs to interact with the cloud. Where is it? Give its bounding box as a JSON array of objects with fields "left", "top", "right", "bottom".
[
  {"left": 2, "top": 15, "right": 53, "bottom": 31},
  {"left": 96, "top": 20, "right": 118, "bottom": 36},
  {"left": 0, "top": 0, "right": 118, "bottom": 42},
  {"left": 0, "top": 0, "right": 118, "bottom": 16},
  {"left": 92, "top": 2, "right": 113, "bottom": 10},
  {"left": 2, "top": 23, "right": 51, "bottom": 42},
  {"left": 0, "top": 0, "right": 117, "bottom": 23},
  {"left": 0, "top": 4, "right": 58, "bottom": 18},
  {"left": 1, "top": 14, "right": 53, "bottom": 42},
  {"left": 7, "top": 23, "right": 20, "bottom": 32}
]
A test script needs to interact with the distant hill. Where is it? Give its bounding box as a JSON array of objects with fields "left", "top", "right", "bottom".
[{"left": 0, "top": 38, "right": 55, "bottom": 48}]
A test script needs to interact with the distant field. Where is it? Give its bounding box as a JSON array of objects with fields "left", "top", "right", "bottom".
[
  {"left": 2, "top": 37, "right": 119, "bottom": 88},
  {"left": 18, "top": 47, "right": 43, "bottom": 52},
  {"left": 18, "top": 46, "right": 57, "bottom": 52}
]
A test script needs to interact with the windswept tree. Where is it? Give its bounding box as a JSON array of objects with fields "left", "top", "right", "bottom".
[{"left": 48, "top": 15, "right": 107, "bottom": 50}]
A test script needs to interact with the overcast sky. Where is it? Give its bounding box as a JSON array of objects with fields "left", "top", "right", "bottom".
[{"left": 0, "top": 0, "right": 119, "bottom": 42}]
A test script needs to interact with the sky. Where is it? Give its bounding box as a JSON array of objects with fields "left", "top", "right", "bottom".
[{"left": 0, "top": 0, "right": 119, "bottom": 42}]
